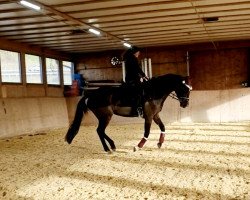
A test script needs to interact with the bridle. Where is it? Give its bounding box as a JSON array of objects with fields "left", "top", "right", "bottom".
[
  {"left": 169, "top": 93, "right": 190, "bottom": 102},
  {"left": 169, "top": 81, "right": 192, "bottom": 102},
  {"left": 169, "top": 93, "right": 180, "bottom": 100}
]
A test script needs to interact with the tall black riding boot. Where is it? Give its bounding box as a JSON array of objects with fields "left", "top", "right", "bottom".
[{"left": 136, "top": 95, "right": 143, "bottom": 117}]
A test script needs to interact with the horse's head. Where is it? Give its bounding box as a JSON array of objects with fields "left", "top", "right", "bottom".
[{"left": 174, "top": 80, "right": 192, "bottom": 108}]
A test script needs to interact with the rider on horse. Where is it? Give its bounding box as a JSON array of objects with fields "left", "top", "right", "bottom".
[{"left": 123, "top": 46, "right": 149, "bottom": 117}]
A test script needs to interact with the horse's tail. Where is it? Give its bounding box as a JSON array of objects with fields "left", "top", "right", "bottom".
[{"left": 65, "top": 97, "right": 88, "bottom": 144}]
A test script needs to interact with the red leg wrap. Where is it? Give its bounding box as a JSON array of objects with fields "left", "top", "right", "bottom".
[
  {"left": 138, "top": 137, "right": 147, "bottom": 148},
  {"left": 159, "top": 133, "right": 165, "bottom": 144}
]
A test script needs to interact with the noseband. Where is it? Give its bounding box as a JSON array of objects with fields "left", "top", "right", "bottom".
[
  {"left": 169, "top": 93, "right": 189, "bottom": 102},
  {"left": 169, "top": 82, "right": 192, "bottom": 102}
]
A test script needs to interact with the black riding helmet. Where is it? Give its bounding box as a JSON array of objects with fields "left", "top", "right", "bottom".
[
  {"left": 123, "top": 46, "right": 141, "bottom": 60},
  {"left": 130, "top": 46, "right": 141, "bottom": 54}
]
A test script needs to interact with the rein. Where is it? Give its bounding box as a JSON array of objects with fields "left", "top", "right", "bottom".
[
  {"left": 169, "top": 92, "right": 190, "bottom": 101},
  {"left": 169, "top": 92, "right": 179, "bottom": 100}
]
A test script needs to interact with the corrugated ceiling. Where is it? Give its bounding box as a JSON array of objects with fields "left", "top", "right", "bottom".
[{"left": 1, "top": 0, "right": 250, "bottom": 53}]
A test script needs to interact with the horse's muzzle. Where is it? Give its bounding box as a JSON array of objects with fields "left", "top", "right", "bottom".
[{"left": 180, "top": 99, "right": 189, "bottom": 108}]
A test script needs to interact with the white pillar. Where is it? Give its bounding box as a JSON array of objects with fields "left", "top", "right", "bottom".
[
  {"left": 148, "top": 58, "right": 152, "bottom": 78},
  {"left": 144, "top": 58, "right": 148, "bottom": 76},
  {"left": 122, "top": 61, "right": 126, "bottom": 82},
  {"left": 141, "top": 59, "right": 145, "bottom": 72}
]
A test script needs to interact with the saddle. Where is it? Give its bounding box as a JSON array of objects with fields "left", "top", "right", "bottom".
[
  {"left": 114, "top": 83, "right": 148, "bottom": 109},
  {"left": 114, "top": 85, "right": 133, "bottom": 106}
]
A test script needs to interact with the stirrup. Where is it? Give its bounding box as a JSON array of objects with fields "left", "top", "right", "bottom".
[{"left": 137, "top": 107, "right": 143, "bottom": 117}]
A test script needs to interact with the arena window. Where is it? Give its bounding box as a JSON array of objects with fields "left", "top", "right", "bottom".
[
  {"left": 0, "top": 49, "right": 21, "bottom": 83},
  {"left": 25, "top": 54, "right": 43, "bottom": 84},
  {"left": 46, "top": 58, "right": 60, "bottom": 85},
  {"left": 63, "top": 61, "right": 74, "bottom": 85}
]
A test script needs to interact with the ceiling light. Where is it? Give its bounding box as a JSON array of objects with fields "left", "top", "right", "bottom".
[
  {"left": 20, "top": 0, "right": 41, "bottom": 10},
  {"left": 123, "top": 42, "right": 131, "bottom": 48},
  {"left": 88, "top": 19, "right": 98, "bottom": 23},
  {"left": 88, "top": 28, "right": 101, "bottom": 35}
]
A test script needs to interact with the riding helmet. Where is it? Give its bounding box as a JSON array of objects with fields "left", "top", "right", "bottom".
[{"left": 130, "top": 46, "right": 141, "bottom": 54}]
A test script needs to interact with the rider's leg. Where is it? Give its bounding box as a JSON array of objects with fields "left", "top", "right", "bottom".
[{"left": 136, "top": 84, "right": 144, "bottom": 117}]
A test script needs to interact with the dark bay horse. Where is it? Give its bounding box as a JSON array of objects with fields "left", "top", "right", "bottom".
[{"left": 65, "top": 74, "right": 192, "bottom": 152}]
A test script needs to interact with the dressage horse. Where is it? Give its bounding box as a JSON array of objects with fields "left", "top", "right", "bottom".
[{"left": 65, "top": 74, "right": 192, "bottom": 152}]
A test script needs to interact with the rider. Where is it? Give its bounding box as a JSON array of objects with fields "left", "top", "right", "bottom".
[{"left": 123, "top": 46, "right": 149, "bottom": 117}]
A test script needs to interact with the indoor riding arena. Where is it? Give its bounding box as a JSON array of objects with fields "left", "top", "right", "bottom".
[{"left": 0, "top": 1, "right": 250, "bottom": 200}]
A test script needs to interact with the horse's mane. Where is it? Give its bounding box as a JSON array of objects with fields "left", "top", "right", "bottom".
[
  {"left": 143, "top": 74, "right": 184, "bottom": 99},
  {"left": 87, "top": 74, "right": 184, "bottom": 101},
  {"left": 150, "top": 74, "right": 183, "bottom": 84}
]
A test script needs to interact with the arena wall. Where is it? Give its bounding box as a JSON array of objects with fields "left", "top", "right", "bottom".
[
  {"left": 0, "top": 97, "right": 68, "bottom": 138},
  {"left": 0, "top": 39, "right": 71, "bottom": 138},
  {"left": 0, "top": 39, "right": 249, "bottom": 139},
  {"left": 1, "top": 86, "right": 249, "bottom": 139},
  {"left": 66, "top": 88, "right": 250, "bottom": 126}
]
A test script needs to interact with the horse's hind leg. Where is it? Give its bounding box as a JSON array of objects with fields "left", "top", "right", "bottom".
[
  {"left": 103, "top": 133, "right": 116, "bottom": 151},
  {"left": 95, "top": 108, "right": 115, "bottom": 153},
  {"left": 96, "top": 117, "right": 112, "bottom": 153},
  {"left": 153, "top": 114, "right": 166, "bottom": 148}
]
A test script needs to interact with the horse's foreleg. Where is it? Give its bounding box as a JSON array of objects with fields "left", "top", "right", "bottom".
[
  {"left": 153, "top": 114, "right": 166, "bottom": 148},
  {"left": 134, "top": 118, "right": 152, "bottom": 151}
]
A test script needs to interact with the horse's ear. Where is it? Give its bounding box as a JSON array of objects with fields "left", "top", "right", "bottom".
[
  {"left": 182, "top": 76, "right": 192, "bottom": 90},
  {"left": 184, "top": 76, "right": 191, "bottom": 85}
]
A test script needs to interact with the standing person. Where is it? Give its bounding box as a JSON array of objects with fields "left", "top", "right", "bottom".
[
  {"left": 74, "top": 69, "right": 86, "bottom": 96},
  {"left": 123, "top": 46, "right": 148, "bottom": 117}
]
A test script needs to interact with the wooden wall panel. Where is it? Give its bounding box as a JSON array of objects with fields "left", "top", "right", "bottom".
[
  {"left": 146, "top": 48, "right": 187, "bottom": 77},
  {"left": 190, "top": 48, "right": 248, "bottom": 90},
  {"left": 75, "top": 50, "right": 123, "bottom": 82},
  {"left": 81, "top": 68, "right": 123, "bottom": 82},
  {"left": 76, "top": 47, "right": 188, "bottom": 82},
  {"left": 76, "top": 43, "right": 249, "bottom": 90}
]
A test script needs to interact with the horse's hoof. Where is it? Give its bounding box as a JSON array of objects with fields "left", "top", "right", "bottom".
[
  {"left": 106, "top": 150, "right": 113, "bottom": 154},
  {"left": 133, "top": 146, "right": 141, "bottom": 152},
  {"left": 157, "top": 143, "right": 162, "bottom": 148}
]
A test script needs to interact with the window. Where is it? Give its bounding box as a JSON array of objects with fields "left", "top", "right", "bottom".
[
  {"left": 46, "top": 58, "right": 60, "bottom": 85},
  {"left": 25, "top": 54, "right": 43, "bottom": 84},
  {"left": 63, "top": 61, "right": 74, "bottom": 85},
  {"left": 0, "top": 49, "right": 21, "bottom": 83}
]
